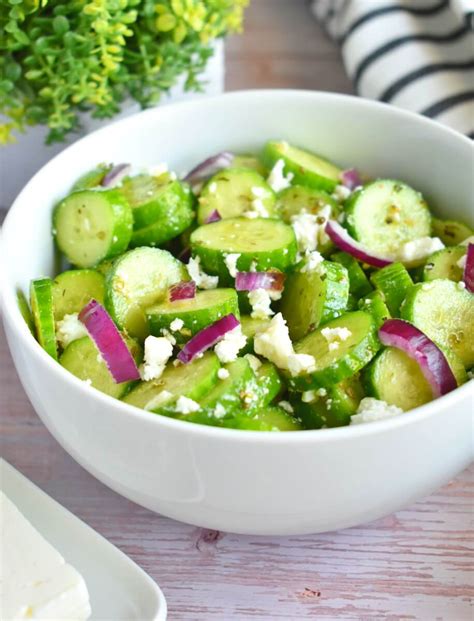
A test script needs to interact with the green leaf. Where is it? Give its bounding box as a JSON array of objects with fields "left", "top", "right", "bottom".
[{"left": 53, "top": 16, "right": 70, "bottom": 35}]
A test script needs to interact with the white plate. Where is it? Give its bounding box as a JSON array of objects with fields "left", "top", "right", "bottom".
[{"left": 0, "top": 459, "right": 167, "bottom": 620}]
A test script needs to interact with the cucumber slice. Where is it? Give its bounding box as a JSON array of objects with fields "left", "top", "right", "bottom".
[
  {"left": 122, "top": 352, "right": 219, "bottom": 411},
  {"left": 276, "top": 185, "right": 339, "bottom": 223},
  {"left": 71, "top": 164, "right": 112, "bottom": 191},
  {"left": 293, "top": 375, "right": 364, "bottom": 428},
  {"left": 331, "top": 251, "right": 372, "bottom": 298},
  {"left": 345, "top": 180, "right": 431, "bottom": 256},
  {"left": 53, "top": 189, "right": 133, "bottom": 268},
  {"left": 230, "top": 406, "right": 304, "bottom": 431},
  {"left": 147, "top": 288, "right": 239, "bottom": 344},
  {"left": 121, "top": 175, "right": 194, "bottom": 246},
  {"left": 240, "top": 316, "right": 271, "bottom": 353},
  {"left": 17, "top": 290, "right": 35, "bottom": 336},
  {"left": 432, "top": 218, "right": 473, "bottom": 246},
  {"left": 364, "top": 347, "right": 434, "bottom": 411},
  {"left": 423, "top": 246, "right": 465, "bottom": 282},
  {"left": 30, "top": 278, "right": 58, "bottom": 360},
  {"left": 262, "top": 141, "right": 341, "bottom": 192},
  {"left": 197, "top": 168, "right": 276, "bottom": 224},
  {"left": 370, "top": 262, "right": 413, "bottom": 317},
  {"left": 60, "top": 335, "right": 141, "bottom": 399},
  {"left": 105, "top": 247, "right": 188, "bottom": 340},
  {"left": 400, "top": 279, "right": 474, "bottom": 367},
  {"left": 289, "top": 311, "right": 380, "bottom": 390},
  {"left": 358, "top": 290, "right": 391, "bottom": 329},
  {"left": 52, "top": 269, "right": 105, "bottom": 321},
  {"left": 232, "top": 155, "right": 267, "bottom": 176},
  {"left": 95, "top": 255, "right": 122, "bottom": 278},
  {"left": 198, "top": 357, "right": 254, "bottom": 415},
  {"left": 190, "top": 218, "right": 298, "bottom": 281},
  {"left": 252, "top": 361, "right": 284, "bottom": 409},
  {"left": 280, "top": 261, "right": 350, "bottom": 341}
]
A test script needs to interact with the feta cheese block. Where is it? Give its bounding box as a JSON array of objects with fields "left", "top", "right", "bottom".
[{"left": 0, "top": 491, "right": 91, "bottom": 620}]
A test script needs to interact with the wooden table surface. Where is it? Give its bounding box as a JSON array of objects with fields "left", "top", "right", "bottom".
[{"left": 1, "top": 1, "right": 473, "bottom": 619}]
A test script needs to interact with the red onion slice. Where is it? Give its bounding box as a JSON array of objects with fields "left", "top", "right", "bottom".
[
  {"left": 178, "top": 313, "right": 240, "bottom": 364},
  {"left": 169, "top": 280, "right": 196, "bottom": 302},
  {"left": 183, "top": 152, "right": 234, "bottom": 187},
  {"left": 340, "top": 168, "right": 362, "bottom": 190},
  {"left": 463, "top": 243, "right": 474, "bottom": 292},
  {"left": 235, "top": 271, "right": 285, "bottom": 292},
  {"left": 101, "top": 163, "right": 131, "bottom": 187},
  {"left": 79, "top": 299, "right": 140, "bottom": 383},
  {"left": 205, "top": 209, "right": 222, "bottom": 224},
  {"left": 379, "top": 319, "right": 457, "bottom": 397},
  {"left": 325, "top": 220, "right": 393, "bottom": 268}
]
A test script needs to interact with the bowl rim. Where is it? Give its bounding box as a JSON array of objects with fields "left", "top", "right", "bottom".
[{"left": 1, "top": 88, "right": 473, "bottom": 443}]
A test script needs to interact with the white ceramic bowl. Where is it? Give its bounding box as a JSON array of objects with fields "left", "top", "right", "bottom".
[{"left": 2, "top": 90, "right": 473, "bottom": 535}]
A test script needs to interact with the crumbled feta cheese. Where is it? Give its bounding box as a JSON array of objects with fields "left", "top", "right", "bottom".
[
  {"left": 300, "top": 250, "right": 325, "bottom": 273},
  {"left": 170, "top": 318, "right": 184, "bottom": 332},
  {"left": 141, "top": 336, "right": 173, "bottom": 381},
  {"left": 83, "top": 378, "right": 92, "bottom": 387},
  {"left": 316, "top": 388, "right": 327, "bottom": 397},
  {"left": 396, "top": 237, "right": 444, "bottom": 263},
  {"left": 267, "top": 159, "right": 294, "bottom": 192},
  {"left": 254, "top": 313, "right": 315, "bottom": 376},
  {"left": 321, "top": 326, "right": 352, "bottom": 351},
  {"left": 457, "top": 254, "right": 467, "bottom": 269},
  {"left": 245, "top": 354, "right": 262, "bottom": 372},
  {"left": 243, "top": 198, "right": 269, "bottom": 219},
  {"left": 214, "top": 326, "right": 247, "bottom": 363},
  {"left": 160, "top": 328, "right": 176, "bottom": 346},
  {"left": 56, "top": 313, "right": 88, "bottom": 349},
  {"left": 217, "top": 368, "right": 230, "bottom": 380},
  {"left": 461, "top": 235, "right": 474, "bottom": 246},
  {"left": 350, "top": 397, "right": 403, "bottom": 425},
  {"left": 175, "top": 396, "right": 201, "bottom": 415},
  {"left": 148, "top": 162, "right": 168, "bottom": 177},
  {"left": 331, "top": 184, "right": 352, "bottom": 202},
  {"left": 248, "top": 288, "right": 275, "bottom": 319},
  {"left": 243, "top": 209, "right": 259, "bottom": 219},
  {"left": 278, "top": 400, "right": 294, "bottom": 413},
  {"left": 213, "top": 403, "right": 226, "bottom": 418},
  {"left": 291, "top": 205, "right": 332, "bottom": 252},
  {"left": 208, "top": 182, "right": 217, "bottom": 194},
  {"left": 249, "top": 260, "right": 258, "bottom": 272},
  {"left": 144, "top": 390, "right": 173, "bottom": 411},
  {"left": 187, "top": 256, "right": 218, "bottom": 290},
  {"left": 302, "top": 390, "right": 316, "bottom": 403},
  {"left": 251, "top": 186, "right": 270, "bottom": 199},
  {"left": 224, "top": 253, "right": 241, "bottom": 278},
  {"left": 457, "top": 281, "right": 466, "bottom": 290}
]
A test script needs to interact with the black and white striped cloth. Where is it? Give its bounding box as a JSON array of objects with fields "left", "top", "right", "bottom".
[{"left": 311, "top": 0, "right": 474, "bottom": 137}]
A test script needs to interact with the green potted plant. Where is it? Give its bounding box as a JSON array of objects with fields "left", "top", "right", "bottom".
[{"left": 0, "top": 0, "right": 248, "bottom": 207}]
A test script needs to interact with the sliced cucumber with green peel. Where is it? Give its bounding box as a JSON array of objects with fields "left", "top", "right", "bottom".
[
  {"left": 276, "top": 185, "right": 339, "bottom": 223},
  {"left": 30, "top": 278, "right": 57, "bottom": 360},
  {"left": 190, "top": 218, "right": 298, "bottom": 281},
  {"left": 262, "top": 141, "right": 341, "bottom": 192},
  {"left": 229, "top": 406, "right": 304, "bottom": 431},
  {"left": 345, "top": 180, "right": 431, "bottom": 255},
  {"left": 232, "top": 155, "right": 267, "bottom": 176},
  {"left": 358, "top": 290, "right": 391, "bottom": 329},
  {"left": 432, "top": 218, "right": 473, "bottom": 246},
  {"left": 71, "top": 164, "right": 112, "bottom": 191},
  {"left": 280, "top": 261, "right": 349, "bottom": 340},
  {"left": 122, "top": 174, "right": 194, "bottom": 245},
  {"left": 400, "top": 279, "right": 474, "bottom": 367},
  {"left": 331, "top": 251, "right": 372, "bottom": 298},
  {"left": 197, "top": 168, "right": 276, "bottom": 224},
  {"left": 147, "top": 288, "right": 239, "bottom": 344},
  {"left": 17, "top": 290, "right": 35, "bottom": 335},
  {"left": 423, "top": 246, "right": 465, "bottom": 282},
  {"left": 122, "top": 352, "right": 219, "bottom": 411},
  {"left": 60, "top": 335, "right": 141, "bottom": 399},
  {"left": 364, "top": 347, "right": 433, "bottom": 411},
  {"left": 240, "top": 316, "right": 271, "bottom": 353},
  {"left": 289, "top": 311, "right": 380, "bottom": 390},
  {"left": 52, "top": 269, "right": 105, "bottom": 321},
  {"left": 54, "top": 189, "right": 133, "bottom": 268},
  {"left": 105, "top": 247, "right": 189, "bottom": 339},
  {"left": 198, "top": 357, "right": 254, "bottom": 415},
  {"left": 251, "top": 361, "right": 284, "bottom": 409},
  {"left": 370, "top": 262, "right": 413, "bottom": 316}
]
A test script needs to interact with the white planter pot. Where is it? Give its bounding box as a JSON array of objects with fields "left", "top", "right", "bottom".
[{"left": 0, "top": 40, "right": 224, "bottom": 210}]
